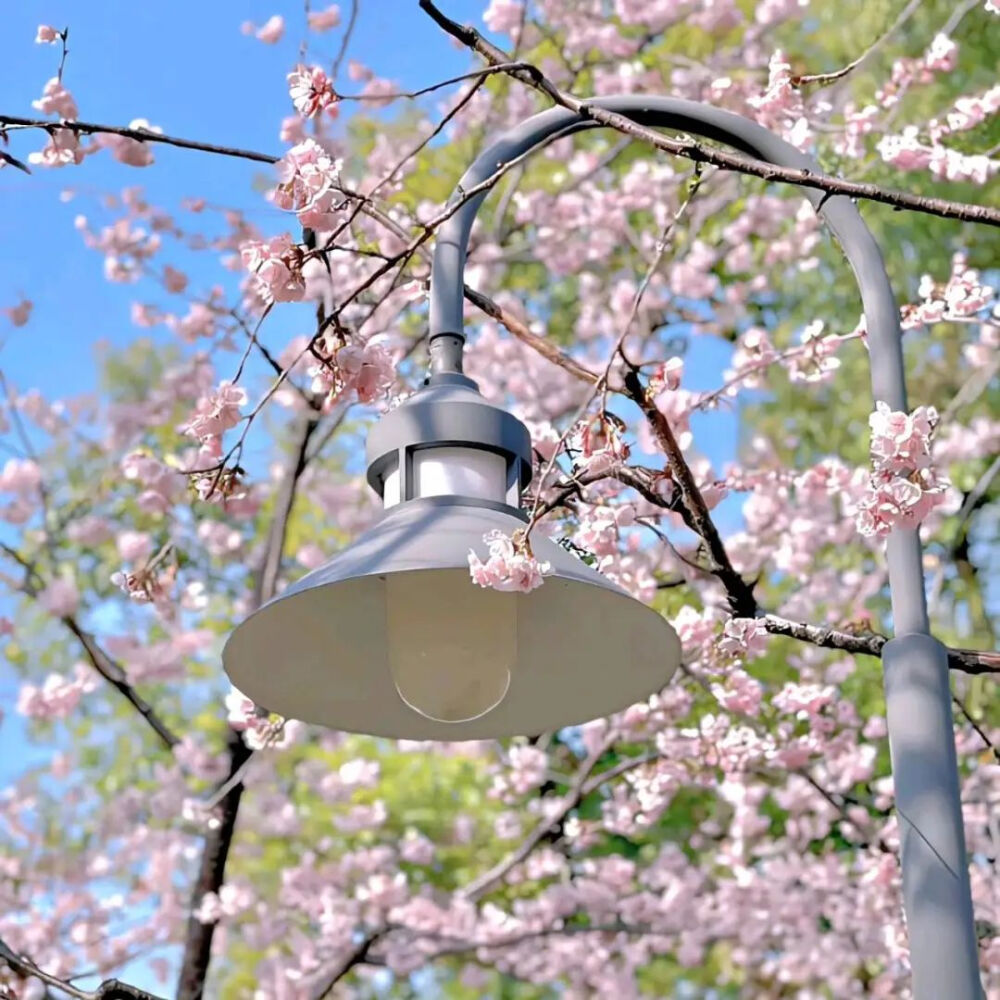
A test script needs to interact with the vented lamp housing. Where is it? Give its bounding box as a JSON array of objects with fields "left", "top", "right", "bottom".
[{"left": 223, "top": 368, "right": 681, "bottom": 740}]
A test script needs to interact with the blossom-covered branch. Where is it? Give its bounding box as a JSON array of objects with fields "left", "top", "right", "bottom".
[
  {"left": 175, "top": 409, "right": 321, "bottom": 999},
  {"left": 0, "top": 935, "right": 165, "bottom": 1000},
  {"left": 418, "top": 0, "right": 1000, "bottom": 228}
]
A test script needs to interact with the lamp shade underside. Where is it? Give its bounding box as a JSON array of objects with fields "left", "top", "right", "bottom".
[{"left": 223, "top": 499, "right": 681, "bottom": 740}]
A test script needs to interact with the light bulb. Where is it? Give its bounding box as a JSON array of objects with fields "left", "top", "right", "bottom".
[{"left": 385, "top": 570, "right": 514, "bottom": 723}]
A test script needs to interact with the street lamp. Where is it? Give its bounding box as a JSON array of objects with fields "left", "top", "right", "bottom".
[
  {"left": 223, "top": 348, "right": 682, "bottom": 739},
  {"left": 224, "top": 96, "right": 982, "bottom": 999}
]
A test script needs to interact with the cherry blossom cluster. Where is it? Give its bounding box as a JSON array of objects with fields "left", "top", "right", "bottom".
[
  {"left": 17, "top": 663, "right": 96, "bottom": 720},
  {"left": 287, "top": 64, "right": 340, "bottom": 119},
  {"left": 272, "top": 138, "right": 345, "bottom": 230},
  {"left": 902, "top": 252, "right": 996, "bottom": 329},
  {"left": 308, "top": 334, "right": 397, "bottom": 405},
  {"left": 468, "top": 529, "right": 552, "bottom": 592},
  {"left": 240, "top": 234, "right": 306, "bottom": 303},
  {"left": 856, "top": 402, "right": 947, "bottom": 538}
]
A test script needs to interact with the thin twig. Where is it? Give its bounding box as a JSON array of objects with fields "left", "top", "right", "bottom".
[
  {"left": 793, "top": 0, "right": 924, "bottom": 87},
  {"left": 332, "top": 0, "right": 359, "bottom": 79},
  {"left": 459, "top": 731, "right": 619, "bottom": 901}
]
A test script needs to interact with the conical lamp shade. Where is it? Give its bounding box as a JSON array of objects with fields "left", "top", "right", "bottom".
[{"left": 223, "top": 498, "right": 681, "bottom": 740}]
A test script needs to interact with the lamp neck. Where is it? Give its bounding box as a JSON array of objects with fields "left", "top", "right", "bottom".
[{"left": 428, "top": 331, "right": 465, "bottom": 376}]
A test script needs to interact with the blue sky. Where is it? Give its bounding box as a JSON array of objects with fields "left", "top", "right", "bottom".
[{"left": 0, "top": 2, "right": 741, "bottom": 991}]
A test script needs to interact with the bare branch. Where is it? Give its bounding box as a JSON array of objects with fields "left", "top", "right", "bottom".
[
  {"left": 622, "top": 367, "right": 758, "bottom": 617},
  {"left": 0, "top": 115, "right": 278, "bottom": 165},
  {"left": 0, "top": 540, "right": 181, "bottom": 750},
  {"left": 761, "top": 613, "right": 1000, "bottom": 675},
  {"left": 309, "top": 934, "right": 382, "bottom": 1000},
  {"left": 63, "top": 618, "right": 180, "bottom": 750},
  {"left": 332, "top": 0, "right": 359, "bottom": 79}
]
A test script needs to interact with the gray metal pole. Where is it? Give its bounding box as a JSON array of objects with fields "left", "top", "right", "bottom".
[{"left": 427, "top": 95, "right": 983, "bottom": 998}]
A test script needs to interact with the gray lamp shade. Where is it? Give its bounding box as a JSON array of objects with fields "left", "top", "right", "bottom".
[{"left": 223, "top": 498, "right": 681, "bottom": 741}]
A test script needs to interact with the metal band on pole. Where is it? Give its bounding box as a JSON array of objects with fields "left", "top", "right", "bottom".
[{"left": 428, "top": 95, "right": 982, "bottom": 999}]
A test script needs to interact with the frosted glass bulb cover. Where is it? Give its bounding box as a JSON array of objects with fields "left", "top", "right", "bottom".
[{"left": 386, "top": 572, "right": 513, "bottom": 721}]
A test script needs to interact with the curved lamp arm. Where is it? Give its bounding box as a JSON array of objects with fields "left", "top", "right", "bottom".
[{"left": 427, "top": 95, "right": 982, "bottom": 1000}]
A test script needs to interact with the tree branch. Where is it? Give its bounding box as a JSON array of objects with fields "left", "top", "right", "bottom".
[
  {"left": 0, "top": 936, "right": 166, "bottom": 1000},
  {"left": 417, "top": 0, "right": 1000, "bottom": 229},
  {"left": 0, "top": 115, "right": 278, "bottom": 164},
  {"left": 622, "top": 368, "right": 758, "bottom": 617},
  {"left": 176, "top": 409, "right": 320, "bottom": 1000},
  {"left": 0, "top": 541, "right": 181, "bottom": 750},
  {"left": 309, "top": 933, "right": 383, "bottom": 1000},
  {"left": 761, "top": 613, "right": 1000, "bottom": 675},
  {"left": 458, "top": 731, "right": 619, "bottom": 901},
  {"left": 62, "top": 617, "right": 180, "bottom": 750}
]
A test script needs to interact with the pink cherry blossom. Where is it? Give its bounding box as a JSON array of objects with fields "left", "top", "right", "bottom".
[
  {"left": 468, "top": 529, "right": 552, "bottom": 593},
  {"left": 718, "top": 617, "right": 769, "bottom": 659},
  {"left": 296, "top": 543, "right": 326, "bottom": 569},
  {"left": 0, "top": 458, "right": 41, "bottom": 494},
  {"left": 272, "top": 138, "right": 344, "bottom": 229},
  {"left": 747, "top": 50, "right": 811, "bottom": 150},
  {"left": 754, "top": 0, "right": 808, "bottom": 24},
  {"left": 39, "top": 576, "right": 80, "bottom": 617},
  {"left": 241, "top": 15, "right": 285, "bottom": 44},
  {"left": 183, "top": 381, "right": 248, "bottom": 441},
  {"left": 506, "top": 745, "right": 548, "bottom": 794},
  {"left": 307, "top": 5, "right": 341, "bottom": 30},
  {"left": 166, "top": 302, "right": 218, "bottom": 342},
  {"left": 32, "top": 78, "right": 79, "bottom": 119},
  {"left": 711, "top": 669, "right": 763, "bottom": 716},
  {"left": 116, "top": 530, "right": 153, "bottom": 563},
  {"left": 110, "top": 566, "right": 164, "bottom": 604},
  {"left": 28, "top": 127, "right": 84, "bottom": 168},
  {"left": 194, "top": 883, "right": 254, "bottom": 923},
  {"left": 483, "top": 0, "right": 525, "bottom": 34},
  {"left": 649, "top": 356, "right": 684, "bottom": 393},
  {"left": 571, "top": 413, "right": 630, "bottom": 475},
  {"left": 787, "top": 320, "right": 842, "bottom": 383},
  {"left": 241, "top": 234, "right": 306, "bottom": 303},
  {"left": 163, "top": 265, "right": 188, "bottom": 293},
  {"left": 96, "top": 121, "right": 161, "bottom": 167},
  {"left": 121, "top": 451, "right": 183, "bottom": 513},
  {"left": 868, "top": 401, "right": 938, "bottom": 472},
  {"left": 35, "top": 24, "right": 60, "bottom": 43},
  {"left": 855, "top": 468, "right": 947, "bottom": 538},
  {"left": 17, "top": 663, "right": 95, "bottom": 719},
  {"left": 773, "top": 682, "right": 835, "bottom": 719},
  {"left": 923, "top": 33, "right": 958, "bottom": 72},
  {"left": 309, "top": 337, "right": 395, "bottom": 404},
  {"left": 287, "top": 64, "right": 339, "bottom": 119},
  {"left": 3, "top": 298, "right": 32, "bottom": 326},
  {"left": 224, "top": 688, "right": 297, "bottom": 751}
]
